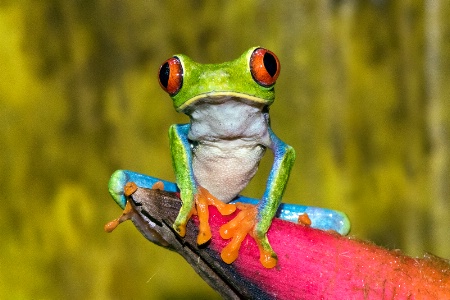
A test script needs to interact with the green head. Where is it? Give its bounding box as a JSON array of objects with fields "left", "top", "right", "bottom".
[{"left": 158, "top": 47, "right": 281, "bottom": 112}]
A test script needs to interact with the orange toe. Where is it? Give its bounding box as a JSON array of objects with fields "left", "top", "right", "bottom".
[
  {"left": 195, "top": 187, "right": 212, "bottom": 244},
  {"left": 151, "top": 181, "right": 165, "bottom": 190},
  {"left": 104, "top": 201, "right": 134, "bottom": 233},
  {"left": 198, "top": 186, "right": 236, "bottom": 216},
  {"left": 257, "top": 247, "right": 278, "bottom": 269},
  {"left": 298, "top": 213, "right": 311, "bottom": 226}
]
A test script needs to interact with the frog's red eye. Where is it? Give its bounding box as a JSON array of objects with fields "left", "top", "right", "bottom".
[
  {"left": 158, "top": 57, "right": 183, "bottom": 96},
  {"left": 250, "top": 48, "right": 280, "bottom": 87}
]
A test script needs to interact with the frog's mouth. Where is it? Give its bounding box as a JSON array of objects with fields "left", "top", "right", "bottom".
[{"left": 177, "top": 91, "right": 272, "bottom": 112}]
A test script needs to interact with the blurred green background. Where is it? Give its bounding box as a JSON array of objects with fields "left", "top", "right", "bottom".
[{"left": 1, "top": 0, "right": 449, "bottom": 299}]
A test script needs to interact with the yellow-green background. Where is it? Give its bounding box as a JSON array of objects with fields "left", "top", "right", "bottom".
[{"left": 1, "top": 1, "right": 449, "bottom": 299}]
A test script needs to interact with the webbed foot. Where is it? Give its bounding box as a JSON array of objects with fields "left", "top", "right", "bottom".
[
  {"left": 173, "top": 186, "right": 236, "bottom": 245},
  {"left": 105, "top": 182, "right": 170, "bottom": 247},
  {"left": 220, "top": 203, "right": 278, "bottom": 268},
  {"left": 104, "top": 182, "right": 139, "bottom": 232},
  {"left": 194, "top": 186, "right": 237, "bottom": 244}
]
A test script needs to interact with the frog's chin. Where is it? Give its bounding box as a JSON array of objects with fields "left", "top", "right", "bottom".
[{"left": 177, "top": 91, "right": 272, "bottom": 113}]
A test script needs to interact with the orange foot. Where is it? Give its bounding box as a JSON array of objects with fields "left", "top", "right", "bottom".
[
  {"left": 192, "top": 186, "right": 237, "bottom": 245},
  {"left": 104, "top": 200, "right": 134, "bottom": 233},
  {"left": 104, "top": 181, "right": 160, "bottom": 233},
  {"left": 219, "top": 203, "right": 278, "bottom": 269}
]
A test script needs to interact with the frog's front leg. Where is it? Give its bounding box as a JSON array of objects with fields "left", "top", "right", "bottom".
[
  {"left": 220, "top": 128, "right": 295, "bottom": 268},
  {"left": 254, "top": 129, "right": 296, "bottom": 267},
  {"left": 168, "top": 124, "right": 197, "bottom": 237},
  {"left": 169, "top": 124, "right": 236, "bottom": 244}
]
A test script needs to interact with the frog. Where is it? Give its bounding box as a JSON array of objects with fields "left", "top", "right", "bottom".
[
  {"left": 108, "top": 47, "right": 344, "bottom": 268},
  {"left": 160, "top": 47, "right": 295, "bottom": 267}
]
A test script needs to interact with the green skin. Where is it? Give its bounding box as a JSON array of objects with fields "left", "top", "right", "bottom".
[{"left": 166, "top": 47, "right": 295, "bottom": 259}]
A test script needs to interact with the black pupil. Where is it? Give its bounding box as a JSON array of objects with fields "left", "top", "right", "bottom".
[
  {"left": 263, "top": 53, "right": 277, "bottom": 77},
  {"left": 159, "top": 62, "right": 170, "bottom": 88}
]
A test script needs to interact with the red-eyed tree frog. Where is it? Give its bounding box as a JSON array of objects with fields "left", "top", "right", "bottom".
[{"left": 108, "top": 47, "right": 350, "bottom": 268}]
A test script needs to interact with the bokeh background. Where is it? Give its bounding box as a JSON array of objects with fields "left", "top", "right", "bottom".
[{"left": 1, "top": 0, "right": 449, "bottom": 299}]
